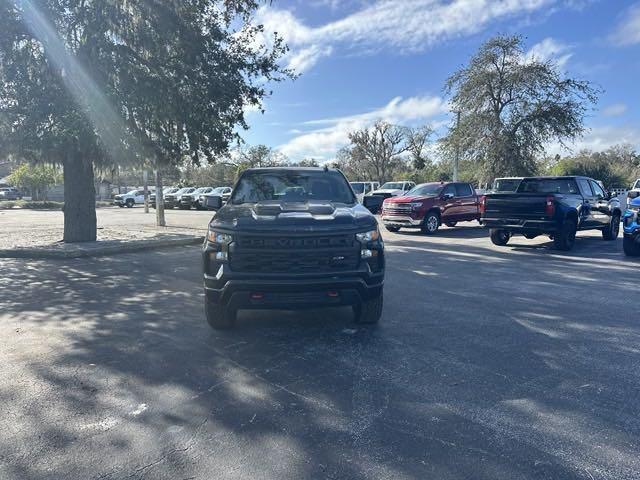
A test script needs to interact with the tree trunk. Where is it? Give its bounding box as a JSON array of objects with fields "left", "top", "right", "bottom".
[
  {"left": 63, "top": 154, "right": 97, "bottom": 243},
  {"left": 155, "top": 169, "right": 166, "bottom": 227}
]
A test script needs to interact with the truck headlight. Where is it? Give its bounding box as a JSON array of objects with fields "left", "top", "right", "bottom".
[
  {"left": 356, "top": 229, "right": 380, "bottom": 243},
  {"left": 207, "top": 230, "right": 233, "bottom": 245},
  {"left": 408, "top": 202, "right": 423, "bottom": 210}
]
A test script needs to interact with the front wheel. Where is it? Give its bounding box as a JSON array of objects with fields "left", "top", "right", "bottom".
[
  {"left": 385, "top": 225, "right": 400, "bottom": 233},
  {"left": 205, "top": 301, "right": 236, "bottom": 329},
  {"left": 623, "top": 235, "right": 640, "bottom": 256},
  {"left": 125, "top": 199, "right": 134, "bottom": 208},
  {"left": 421, "top": 212, "right": 440, "bottom": 235},
  {"left": 553, "top": 219, "right": 577, "bottom": 251},
  {"left": 602, "top": 214, "right": 621, "bottom": 241},
  {"left": 490, "top": 229, "right": 511, "bottom": 246},
  {"left": 354, "top": 292, "right": 383, "bottom": 325}
]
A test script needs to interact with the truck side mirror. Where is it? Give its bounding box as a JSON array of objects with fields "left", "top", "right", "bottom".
[
  {"left": 204, "top": 195, "right": 223, "bottom": 210},
  {"left": 442, "top": 193, "right": 455, "bottom": 200}
]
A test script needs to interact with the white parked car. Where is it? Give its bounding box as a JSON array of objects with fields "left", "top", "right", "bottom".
[
  {"left": 113, "top": 188, "right": 154, "bottom": 208},
  {"left": 350, "top": 181, "right": 380, "bottom": 203},
  {"left": 370, "top": 181, "right": 415, "bottom": 199}
]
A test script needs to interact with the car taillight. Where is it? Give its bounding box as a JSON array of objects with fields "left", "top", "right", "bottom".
[
  {"left": 545, "top": 195, "right": 555, "bottom": 217},
  {"left": 479, "top": 195, "right": 486, "bottom": 215}
]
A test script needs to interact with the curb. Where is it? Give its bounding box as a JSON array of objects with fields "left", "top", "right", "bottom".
[{"left": 0, "top": 236, "right": 205, "bottom": 259}]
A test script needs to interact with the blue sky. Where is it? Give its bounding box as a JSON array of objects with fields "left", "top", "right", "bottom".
[{"left": 241, "top": 0, "right": 640, "bottom": 163}]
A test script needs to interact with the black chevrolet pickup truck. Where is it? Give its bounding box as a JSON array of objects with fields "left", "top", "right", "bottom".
[
  {"left": 201, "top": 167, "right": 385, "bottom": 329},
  {"left": 481, "top": 176, "right": 622, "bottom": 251}
]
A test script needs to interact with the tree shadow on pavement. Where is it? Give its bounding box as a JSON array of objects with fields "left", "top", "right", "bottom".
[{"left": 0, "top": 236, "right": 639, "bottom": 480}]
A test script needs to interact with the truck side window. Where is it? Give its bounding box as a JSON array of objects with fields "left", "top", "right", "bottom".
[
  {"left": 455, "top": 183, "right": 473, "bottom": 197},
  {"left": 590, "top": 181, "right": 606, "bottom": 199},
  {"left": 577, "top": 179, "right": 593, "bottom": 197},
  {"left": 442, "top": 185, "right": 456, "bottom": 197}
]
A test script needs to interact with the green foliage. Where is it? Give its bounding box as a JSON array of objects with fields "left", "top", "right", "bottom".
[
  {"left": 335, "top": 121, "right": 433, "bottom": 183},
  {"left": 543, "top": 145, "right": 640, "bottom": 188},
  {"left": 443, "top": 35, "right": 599, "bottom": 183},
  {"left": 7, "top": 164, "right": 62, "bottom": 200}
]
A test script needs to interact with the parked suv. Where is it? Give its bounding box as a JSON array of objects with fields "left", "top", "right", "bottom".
[
  {"left": 623, "top": 196, "right": 640, "bottom": 256},
  {"left": 201, "top": 167, "right": 385, "bottom": 329},
  {"left": 113, "top": 189, "right": 152, "bottom": 208},
  {"left": 150, "top": 187, "right": 179, "bottom": 207},
  {"left": 381, "top": 182, "right": 481, "bottom": 234},
  {"left": 164, "top": 187, "right": 195, "bottom": 209},
  {"left": 179, "top": 187, "right": 213, "bottom": 209},
  {"left": 481, "top": 176, "right": 622, "bottom": 251}
]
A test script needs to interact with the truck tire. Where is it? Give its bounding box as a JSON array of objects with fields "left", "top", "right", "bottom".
[
  {"left": 623, "top": 236, "right": 640, "bottom": 257},
  {"left": 602, "top": 213, "right": 620, "bottom": 241},
  {"left": 553, "top": 219, "right": 577, "bottom": 251},
  {"left": 205, "top": 301, "right": 236, "bottom": 329},
  {"left": 490, "top": 229, "right": 511, "bottom": 246},
  {"left": 421, "top": 212, "right": 440, "bottom": 235},
  {"left": 385, "top": 225, "right": 400, "bottom": 233},
  {"left": 126, "top": 199, "right": 134, "bottom": 208},
  {"left": 445, "top": 222, "right": 457, "bottom": 228},
  {"left": 354, "top": 292, "right": 383, "bottom": 325}
]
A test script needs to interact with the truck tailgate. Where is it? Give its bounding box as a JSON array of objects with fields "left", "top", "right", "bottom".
[{"left": 484, "top": 194, "right": 547, "bottom": 218}]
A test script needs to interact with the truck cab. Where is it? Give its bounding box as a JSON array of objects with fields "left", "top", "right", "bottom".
[{"left": 201, "top": 167, "right": 385, "bottom": 329}]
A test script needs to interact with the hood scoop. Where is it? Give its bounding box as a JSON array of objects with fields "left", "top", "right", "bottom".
[{"left": 253, "top": 201, "right": 335, "bottom": 217}]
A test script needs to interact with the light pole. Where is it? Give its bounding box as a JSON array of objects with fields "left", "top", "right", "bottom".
[{"left": 453, "top": 110, "right": 461, "bottom": 182}]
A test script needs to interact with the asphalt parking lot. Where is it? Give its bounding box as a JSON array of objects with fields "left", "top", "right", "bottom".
[{"left": 1, "top": 222, "right": 639, "bottom": 480}]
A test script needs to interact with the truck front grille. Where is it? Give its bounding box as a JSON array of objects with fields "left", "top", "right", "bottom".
[
  {"left": 230, "top": 234, "right": 358, "bottom": 273},
  {"left": 383, "top": 204, "right": 412, "bottom": 215}
]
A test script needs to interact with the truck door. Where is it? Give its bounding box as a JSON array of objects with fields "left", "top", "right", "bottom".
[
  {"left": 454, "top": 183, "right": 477, "bottom": 221},
  {"left": 589, "top": 180, "right": 612, "bottom": 227},
  {"left": 440, "top": 184, "right": 459, "bottom": 220},
  {"left": 576, "top": 178, "right": 597, "bottom": 228}
]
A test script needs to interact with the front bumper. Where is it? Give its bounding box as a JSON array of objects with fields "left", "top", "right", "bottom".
[
  {"left": 381, "top": 214, "right": 423, "bottom": 227},
  {"left": 203, "top": 240, "right": 385, "bottom": 311},
  {"left": 113, "top": 199, "right": 124, "bottom": 206}
]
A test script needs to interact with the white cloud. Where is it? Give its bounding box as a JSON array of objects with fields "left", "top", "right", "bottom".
[
  {"left": 601, "top": 103, "right": 628, "bottom": 117},
  {"left": 286, "top": 45, "right": 333, "bottom": 73},
  {"left": 546, "top": 125, "right": 640, "bottom": 155},
  {"left": 277, "top": 95, "right": 448, "bottom": 160},
  {"left": 525, "top": 37, "right": 573, "bottom": 68},
  {"left": 257, "top": 0, "right": 555, "bottom": 73},
  {"left": 609, "top": 2, "right": 640, "bottom": 46}
]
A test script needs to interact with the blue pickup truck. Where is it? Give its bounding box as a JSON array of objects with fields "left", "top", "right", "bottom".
[{"left": 623, "top": 196, "right": 640, "bottom": 257}]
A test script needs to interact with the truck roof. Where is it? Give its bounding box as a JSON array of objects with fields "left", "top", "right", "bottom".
[{"left": 243, "top": 167, "right": 337, "bottom": 173}]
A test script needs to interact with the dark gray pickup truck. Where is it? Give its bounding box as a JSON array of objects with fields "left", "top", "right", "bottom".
[
  {"left": 201, "top": 167, "right": 385, "bottom": 329},
  {"left": 481, "top": 176, "right": 622, "bottom": 251}
]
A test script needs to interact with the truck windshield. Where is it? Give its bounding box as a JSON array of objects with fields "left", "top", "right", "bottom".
[
  {"left": 381, "top": 182, "right": 404, "bottom": 190},
  {"left": 232, "top": 170, "right": 355, "bottom": 204},
  {"left": 634, "top": 180, "right": 640, "bottom": 189},
  {"left": 492, "top": 178, "right": 522, "bottom": 192},
  {"left": 517, "top": 178, "right": 579, "bottom": 194},
  {"left": 406, "top": 184, "right": 443, "bottom": 196},
  {"left": 350, "top": 182, "right": 365, "bottom": 194}
]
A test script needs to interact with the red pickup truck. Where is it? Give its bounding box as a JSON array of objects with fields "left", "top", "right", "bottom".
[{"left": 381, "top": 182, "right": 481, "bottom": 234}]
